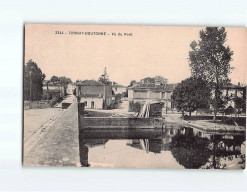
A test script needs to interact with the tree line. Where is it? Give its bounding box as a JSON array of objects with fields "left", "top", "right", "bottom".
[
  {"left": 24, "top": 59, "right": 72, "bottom": 101},
  {"left": 171, "top": 27, "right": 246, "bottom": 119}
]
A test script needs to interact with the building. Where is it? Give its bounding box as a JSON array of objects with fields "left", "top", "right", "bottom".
[
  {"left": 215, "top": 82, "right": 246, "bottom": 108},
  {"left": 128, "top": 79, "right": 177, "bottom": 109},
  {"left": 66, "top": 83, "right": 76, "bottom": 95},
  {"left": 112, "top": 83, "right": 127, "bottom": 95},
  {"left": 42, "top": 80, "right": 65, "bottom": 100},
  {"left": 75, "top": 80, "right": 112, "bottom": 109}
]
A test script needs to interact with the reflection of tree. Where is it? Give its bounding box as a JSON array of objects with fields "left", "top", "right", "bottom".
[
  {"left": 170, "top": 134, "right": 211, "bottom": 169},
  {"left": 171, "top": 133, "right": 245, "bottom": 169},
  {"left": 204, "top": 135, "right": 245, "bottom": 169},
  {"left": 239, "top": 154, "right": 245, "bottom": 169}
]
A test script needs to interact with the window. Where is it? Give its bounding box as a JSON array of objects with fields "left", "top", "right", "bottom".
[{"left": 91, "top": 101, "right": 94, "bottom": 108}]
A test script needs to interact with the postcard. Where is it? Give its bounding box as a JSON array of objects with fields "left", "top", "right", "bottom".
[{"left": 23, "top": 24, "right": 246, "bottom": 169}]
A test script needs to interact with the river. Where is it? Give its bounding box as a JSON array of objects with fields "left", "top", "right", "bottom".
[{"left": 79, "top": 128, "right": 246, "bottom": 169}]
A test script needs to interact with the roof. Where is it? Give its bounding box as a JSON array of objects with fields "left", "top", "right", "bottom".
[
  {"left": 113, "top": 83, "right": 126, "bottom": 88},
  {"left": 222, "top": 83, "right": 245, "bottom": 90},
  {"left": 128, "top": 83, "right": 177, "bottom": 91},
  {"left": 75, "top": 80, "right": 106, "bottom": 86}
]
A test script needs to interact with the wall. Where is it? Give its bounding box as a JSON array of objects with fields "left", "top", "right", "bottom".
[
  {"left": 76, "top": 84, "right": 112, "bottom": 109},
  {"left": 134, "top": 91, "right": 149, "bottom": 99},
  {"left": 128, "top": 89, "right": 134, "bottom": 99},
  {"left": 113, "top": 86, "right": 126, "bottom": 94},
  {"left": 81, "top": 97, "right": 103, "bottom": 109},
  {"left": 80, "top": 117, "right": 163, "bottom": 129}
]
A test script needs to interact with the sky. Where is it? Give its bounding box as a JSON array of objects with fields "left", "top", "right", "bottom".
[{"left": 25, "top": 24, "right": 246, "bottom": 86}]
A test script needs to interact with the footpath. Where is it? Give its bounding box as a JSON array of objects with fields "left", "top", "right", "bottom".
[{"left": 23, "top": 102, "right": 80, "bottom": 167}]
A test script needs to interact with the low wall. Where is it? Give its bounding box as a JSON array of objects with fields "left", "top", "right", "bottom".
[
  {"left": 24, "top": 101, "right": 51, "bottom": 110},
  {"left": 80, "top": 117, "right": 163, "bottom": 129}
]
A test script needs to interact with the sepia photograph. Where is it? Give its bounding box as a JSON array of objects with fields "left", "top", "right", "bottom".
[{"left": 23, "top": 24, "right": 246, "bottom": 169}]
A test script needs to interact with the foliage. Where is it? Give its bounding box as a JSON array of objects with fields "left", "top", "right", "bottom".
[
  {"left": 141, "top": 77, "right": 154, "bottom": 83},
  {"left": 50, "top": 75, "right": 59, "bottom": 84},
  {"left": 128, "top": 101, "right": 142, "bottom": 112},
  {"left": 234, "top": 96, "right": 246, "bottom": 114},
  {"left": 24, "top": 59, "right": 46, "bottom": 101},
  {"left": 122, "top": 91, "right": 128, "bottom": 97},
  {"left": 188, "top": 27, "right": 234, "bottom": 120},
  {"left": 58, "top": 76, "right": 72, "bottom": 86},
  {"left": 171, "top": 76, "right": 211, "bottom": 116},
  {"left": 76, "top": 79, "right": 83, "bottom": 83},
  {"left": 154, "top": 75, "right": 168, "bottom": 84},
  {"left": 128, "top": 80, "right": 137, "bottom": 87},
  {"left": 170, "top": 133, "right": 211, "bottom": 169},
  {"left": 50, "top": 75, "right": 71, "bottom": 86},
  {"left": 140, "top": 75, "right": 167, "bottom": 84},
  {"left": 115, "top": 93, "right": 122, "bottom": 102}
]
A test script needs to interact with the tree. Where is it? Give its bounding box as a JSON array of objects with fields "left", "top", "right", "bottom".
[
  {"left": 98, "top": 67, "right": 111, "bottom": 84},
  {"left": 189, "top": 27, "right": 234, "bottom": 120},
  {"left": 234, "top": 96, "right": 246, "bottom": 116},
  {"left": 76, "top": 79, "right": 83, "bottom": 83},
  {"left": 128, "top": 80, "right": 137, "bottom": 87},
  {"left": 154, "top": 75, "right": 168, "bottom": 84},
  {"left": 170, "top": 133, "right": 211, "bottom": 169},
  {"left": 58, "top": 76, "right": 72, "bottom": 85},
  {"left": 58, "top": 76, "right": 72, "bottom": 95},
  {"left": 171, "top": 76, "right": 211, "bottom": 117},
  {"left": 24, "top": 59, "right": 46, "bottom": 101},
  {"left": 50, "top": 75, "right": 59, "bottom": 84},
  {"left": 140, "top": 76, "right": 167, "bottom": 84},
  {"left": 141, "top": 77, "right": 154, "bottom": 84}
]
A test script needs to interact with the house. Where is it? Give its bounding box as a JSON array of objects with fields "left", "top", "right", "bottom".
[
  {"left": 128, "top": 78, "right": 177, "bottom": 109},
  {"left": 75, "top": 80, "right": 112, "bottom": 109},
  {"left": 66, "top": 83, "right": 76, "bottom": 94},
  {"left": 42, "top": 80, "right": 65, "bottom": 100},
  {"left": 112, "top": 83, "right": 127, "bottom": 95},
  {"left": 214, "top": 82, "right": 245, "bottom": 108}
]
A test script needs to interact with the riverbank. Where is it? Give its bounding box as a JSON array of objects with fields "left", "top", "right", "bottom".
[{"left": 163, "top": 112, "right": 246, "bottom": 135}]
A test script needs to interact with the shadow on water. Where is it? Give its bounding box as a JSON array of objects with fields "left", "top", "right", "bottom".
[{"left": 79, "top": 127, "right": 246, "bottom": 169}]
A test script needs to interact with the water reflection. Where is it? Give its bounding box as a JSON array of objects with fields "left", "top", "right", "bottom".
[{"left": 79, "top": 128, "right": 245, "bottom": 169}]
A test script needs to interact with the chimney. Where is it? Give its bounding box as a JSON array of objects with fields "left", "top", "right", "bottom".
[{"left": 238, "top": 82, "right": 240, "bottom": 86}]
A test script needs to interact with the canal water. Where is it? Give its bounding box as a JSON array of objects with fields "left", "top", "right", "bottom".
[{"left": 79, "top": 128, "right": 246, "bottom": 169}]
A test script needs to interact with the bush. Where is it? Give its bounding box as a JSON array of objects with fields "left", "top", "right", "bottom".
[{"left": 128, "top": 101, "right": 143, "bottom": 112}]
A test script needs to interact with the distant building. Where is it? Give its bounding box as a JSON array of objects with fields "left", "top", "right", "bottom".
[
  {"left": 42, "top": 80, "right": 65, "bottom": 100},
  {"left": 75, "top": 80, "right": 112, "bottom": 109},
  {"left": 66, "top": 83, "right": 76, "bottom": 95},
  {"left": 128, "top": 78, "right": 177, "bottom": 109},
  {"left": 213, "top": 82, "right": 246, "bottom": 108},
  {"left": 112, "top": 83, "right": 127, "bottom": 95}
]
